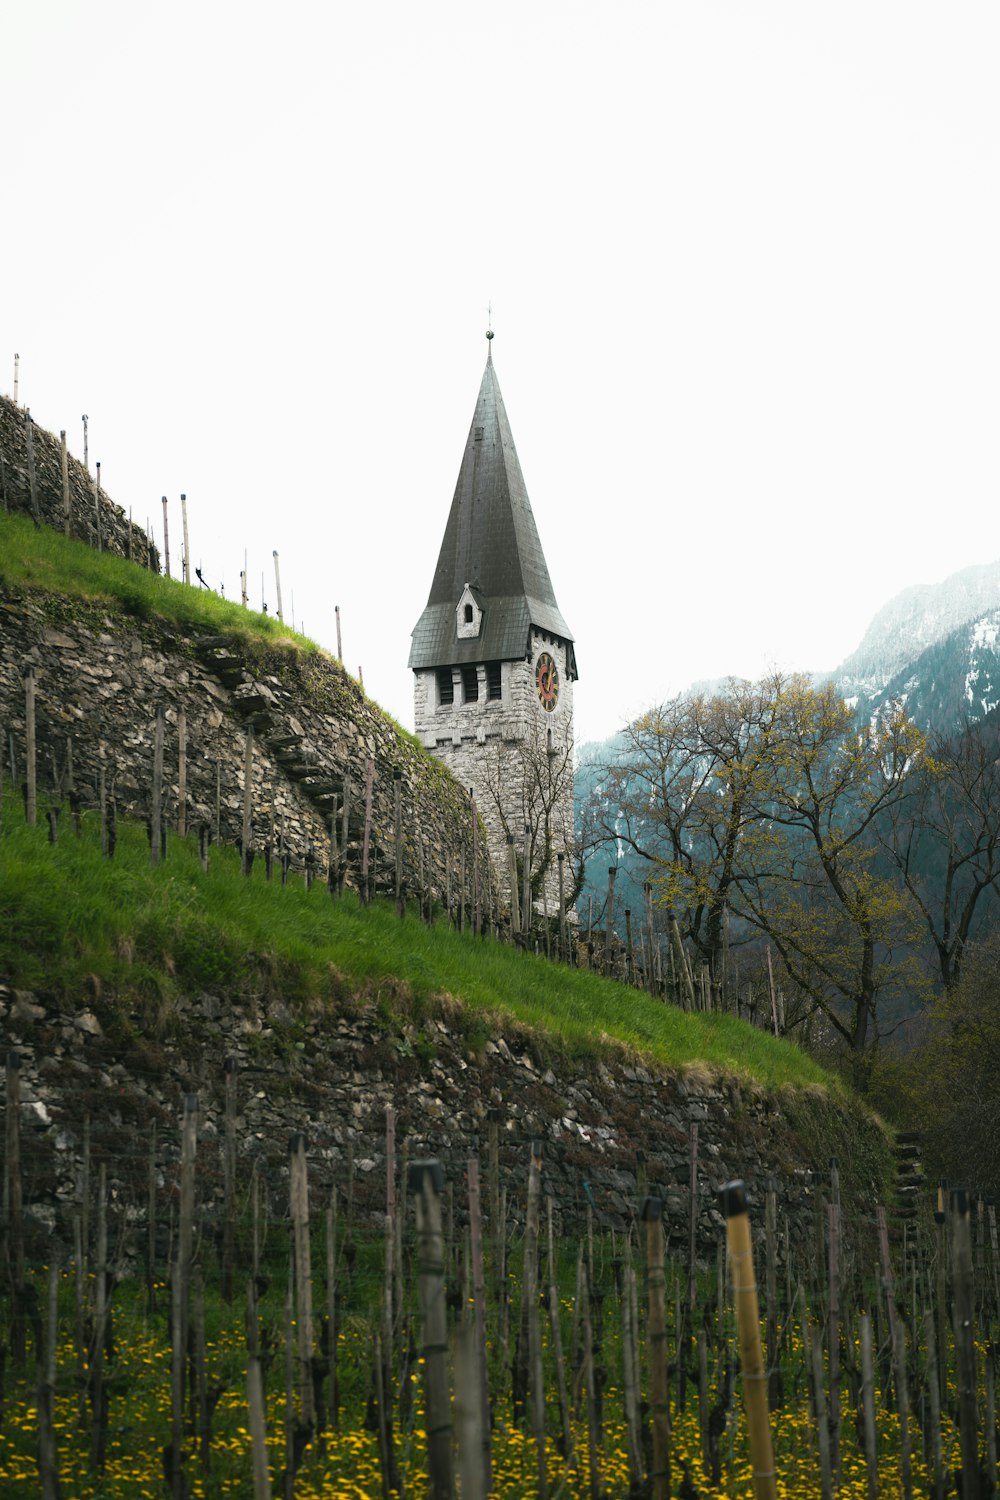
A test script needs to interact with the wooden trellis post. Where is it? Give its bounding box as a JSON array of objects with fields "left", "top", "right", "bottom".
[
  {"left": 23, "top": 668, "right": 36, "bottom": 828},
  {"left": 409, "top": 1161, "right": 453, "bottom": 1500},
  {"left": 151, "top": 706, "right": 164, "bottom": 866},
  {"left": 721, "top": 1181, "right": 777, "bottom": 1500}
]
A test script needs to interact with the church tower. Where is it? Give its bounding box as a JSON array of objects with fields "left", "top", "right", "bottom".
[{"left": 409, "top": 333, "right": 577, "bottom": 923}]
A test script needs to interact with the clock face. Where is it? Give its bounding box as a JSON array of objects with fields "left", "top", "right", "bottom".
[{"left": 535, "top": 652, "right": 560, "bottom": 713}]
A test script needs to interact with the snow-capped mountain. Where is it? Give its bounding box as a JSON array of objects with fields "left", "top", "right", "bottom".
[{"left": 835, "top": 561, "right": 1000, "bottom": 701}]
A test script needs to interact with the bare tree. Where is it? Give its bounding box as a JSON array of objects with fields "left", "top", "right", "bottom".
[{"left": 879, "top": 715, "right": 1000, "bottom": 990}]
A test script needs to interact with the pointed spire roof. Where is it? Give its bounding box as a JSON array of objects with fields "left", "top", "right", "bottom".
[{"left": 409, "top": 347, "right": 575, "bottom": 673}]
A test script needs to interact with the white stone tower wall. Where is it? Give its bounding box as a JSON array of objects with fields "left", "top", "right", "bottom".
[{"left": 415, "top": 631, "right": 575, "bottom": 923}]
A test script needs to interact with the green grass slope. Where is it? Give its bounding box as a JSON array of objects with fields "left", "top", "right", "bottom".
[
  {"left": 0, "top": 508, "right": 844, "bottom": 1094},
  {"left": 0, "top": 793, "right": 836, "bottom": 1092}
]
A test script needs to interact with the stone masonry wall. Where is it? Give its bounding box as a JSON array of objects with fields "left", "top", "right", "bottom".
[
  {"left": 0, "top": 980, "right": 893, "bottom": 1263},
  {"left": 0, "top": 584, "right": 488, "bottom": 901},
  {"left": 415, "top": 631, "right": 575, "bottom": 921},
  {"left": 1, "top": 394, "right": 157, "bottom": 567}
]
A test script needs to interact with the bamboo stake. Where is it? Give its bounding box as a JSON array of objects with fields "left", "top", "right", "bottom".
[{"left": 721, "top": 1181, "right": 777, "bottom": 1500}]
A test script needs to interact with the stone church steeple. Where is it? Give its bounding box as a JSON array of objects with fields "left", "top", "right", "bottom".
[{"left": 409, "top": 335, "right": 577, "bottom": 925}]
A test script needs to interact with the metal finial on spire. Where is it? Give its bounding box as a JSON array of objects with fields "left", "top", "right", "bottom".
[{"left": 486, "top": 300, "right": 494, "bottom": 342}]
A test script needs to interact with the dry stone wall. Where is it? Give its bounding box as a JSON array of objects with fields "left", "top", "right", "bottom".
[
  {"left": 0, "top": 584, "right": 485, "bottom": 897},
  {"left": 1, "top": 394, "right": 156, "bottom": 566},
  {"left": 0, "top": 980, "right": 892, "bottom": 1260}
]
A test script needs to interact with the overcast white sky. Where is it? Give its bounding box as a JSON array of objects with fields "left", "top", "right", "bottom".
[{"left": 4, "top": 2, "right": 998, "bottom": 746}]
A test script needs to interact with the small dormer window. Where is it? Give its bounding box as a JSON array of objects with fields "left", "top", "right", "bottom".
[
  {"left": 474, "top": 426, "right": 484, "bottom": 442},
  {"left": 456, "top": 583, "right": 482, "bottom": 640}
]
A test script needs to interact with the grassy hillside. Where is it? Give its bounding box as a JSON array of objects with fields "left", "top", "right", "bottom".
[
  {"left": 0, "top": 790, "right": 837, "bottom": 1092},
  {"left": 0, "top": 508, "right": 316, "bottom": 650},
  {"left": 0, "top": 508, "right": 846, "bottom": 1093}
]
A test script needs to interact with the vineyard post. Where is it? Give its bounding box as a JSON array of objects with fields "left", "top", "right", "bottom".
[
  {"left": 409, "top": 1160, "right": 454, "bottom": 1500},
  {"left": 523, "top": 1141, "right": 548, "bottom": 1500},
  {"left": 454, "top": 1324, "right": 486, "bottom": 1500},
  {"left": 25, "top": 412, "right": 39, "bottom": 523},
  {"left": 687, "top": 1122, "right": 699, "bottom": 1316},
  {"left": 181, "top": 494, "right": 190, "bottom": 584},
  {"left": 393, "top": 771, "right": 403, "bottom": 918},
  {"left": 223, "top": 1059, "right": 237, "bottom": 1302},
  {"left": 151, "top": 706, "right": 164, "bottom": 867},
  {"left": 876, "top": 1204, "right": 900, "bottom": 1372},
  {"left": 289, "top": 1133, "right": 316, "bottom": 1436},
  {"left": 580, "top": 1254, "right": 602, "bottom": 1500},
  {"left": 720, "top": 1180, "right": 777, "bottom": 1500},
  {"left": 546, "top": 1195, "right": 573, "bottom": 1472},
  {"left": 952, "top": 1189, "right": 979, "bottom": 1500},
  {"left": 24, "top": 669, "right": 36, "bottom": 828},
  {"left": 603, "top": 865, "right": 616, "bottom": 976},
  {"left": 827, "top": 1198, "right": 841, "bottom": 1472},
  {"left": 94, "top": 463, "right": 103, "bottom": 551},
  {"left": 170, "top": 1095, "right": 198, "bottom": 1498},
  {"left": 383, "top": 1104, "right": 396, "bottom": 1416},
  {"left": 642, "top": 1195, "right": 670, "bottom": 1500},
  {"left": 987, "top": 1343, "right": 998, "bottom": 1495},
  {"left": 557, "top": 851, "right": 567, "bottom": 961},
  {"left": 177, "top": 710, "right": 187, "bottom": 837},
  {"left": 892, "top": 1316, "right": 914, "bottom": 1500},
  {"left": 361, "top": 758, "right": 374, "bottom": 904},
  {"left": 241, "top": 728, "right": 253, "bottom": 877},
  {"left": 60, "top": 429, "right": 70, "bottom": 534},
  {"left": 765, "top": 1182, "right": 782, "bottom": 1412},
  {"left": 38, "top": 1257, "right": 60, "bottom": 1499},
  {"left": 195, "top": 1270, "right": 210, "bottom": 1470},
  {"left": 624, "top": 909, "right": 634, "bottom": 984},
  {"left": 81, "top": 1116, "right": 92, "bottom": 1287},
  {"left": 922, "top": 1309, "right": 943, "bottom": 1500},
  {"left": 162, "top": 496, "right": 170, "bottom": 577},
  {"left": 246, "top": 1277, "right": 271, "bottom": 1499},
  {"left": 621, "top": 1252, "right": 643, "bottom": 1493},
  {"left": 5, "top": 1051, "right": 26, "bottom": 1363},
  {"left": 467, "top": 1158, "right": 492, "bottom": 1495},
  {"left": 89, "top": 1164, "right": 110, "bottom": 1471},
  {"left": 859, "top": 1309, "right": 879, "bottom": 1500},
  {"left": 809, "top": 1327, "right": 834, "bottom": 1500},
  {"left": 146, "top": 1124, "right": 158, "bottom": 1314},
  {"left": 326, "top": 1194, "right": 339, "bottom": 1431}
]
